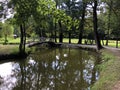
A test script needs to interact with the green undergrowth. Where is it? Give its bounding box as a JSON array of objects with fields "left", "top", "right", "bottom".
[{"left": 91, "top": 49, "right": 120, "bottom": 90}]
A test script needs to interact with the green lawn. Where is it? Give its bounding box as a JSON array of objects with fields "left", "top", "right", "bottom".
[
  {"left": 0, "top": 45, "right": 19, "bottom": 54},
  {"left": 62, "top": 38, "right": 120, "bottom": 48},
  {"left": 0, "top": 37, "right": 20, "bottom": 44},
  {"left": 104, "top": 40, "right": 120, "bottom": 47},
  {"left": 0, "top": 37, "right": 120, "bottom": 48}
]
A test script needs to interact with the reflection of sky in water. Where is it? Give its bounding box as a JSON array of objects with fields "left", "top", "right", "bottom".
[
  {"left": 0, "top": 62, "right": 17, "bottom": 90},
  {"left": 0, "top": 63, "right": 13, "bottom": 77},
  {"left": 29, "top": 57, "right": 36, "bottom": 65}
]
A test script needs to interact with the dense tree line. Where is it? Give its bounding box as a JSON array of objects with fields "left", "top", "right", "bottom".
[{"left": 0, "top": 0, "right": 120, "bottom": 52}]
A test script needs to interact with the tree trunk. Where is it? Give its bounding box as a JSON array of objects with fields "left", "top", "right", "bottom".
[
  {"left": 58, "top": 20, "right": 63, "bottom": 43},
  {"left": 69, "top": 31, "right": 71, "bottom": 43},
  {"left": 19, "top": 24, "right": 24, "bottom": 54},
  {"left": 19, "top": 23, "right": 26, "bottom": 55},
  {"left": 59, "top": 32, "right": 63, "bottom": 43},
  {"left": 106, "top": 1, "right": 112, "bottom": 46},
  {"left": 102, "top": 39, "right": 104, "bottom": 45},
  {"left": 23, "top": 22, "right": 26, "bottom": 53},
  {"left": 4, "top": 34, "right": 7, "bottom": 44},
  {"left": 93, "top": 0, "right": 102, "bottom": 50},
  {"left": 54, "top": 21, "right": 57, "bottom": 43},
  {"left": 55, "top": 30, "right": 57, "bottom": 43},
  {"left": 116, "top": 37, "right": 118, "bottom": 48},
  {"left": 78, "top": 1, "right": 86, "bottom": 44}
]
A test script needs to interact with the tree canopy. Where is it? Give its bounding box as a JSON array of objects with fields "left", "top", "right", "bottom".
[{"left": 0, "top": 0, "right": 120, "bottom": 50}]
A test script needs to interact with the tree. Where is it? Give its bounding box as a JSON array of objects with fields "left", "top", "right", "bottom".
[
  {"left": 93, "top": 0, "right": 102, "bottom": 50},
  {"left": 12, "top": 0, "right": 38, "bottom": 55},
  {"left": 2, "top": 22, "right": 14, "bottom": 44},
  {"left": 78, "top": 0, "right": 87, "bottom": 44},
  {"left": 101, "top": 0, "right": 113, "bottom": 46}
]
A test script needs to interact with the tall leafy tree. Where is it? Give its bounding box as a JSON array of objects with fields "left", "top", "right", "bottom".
[
  {"left": 105, "top": 0, "right": 112, "bottom": 46},
  {"left": 2, "top": 22, "right": 14, "bottom": 44},
  {"left": 78, "top": 0, "right": 87, "bottom": 44},
  {"left": 104, "top": 0, "right": 120, "bottom": 47},
  {"left": 12, "top": 0, "right": 38, "bottom": 55}
]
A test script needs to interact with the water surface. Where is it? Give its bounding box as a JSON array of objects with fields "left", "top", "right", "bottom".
[{"left": 0, "top": 48, "right": 101, "bottom": 90}]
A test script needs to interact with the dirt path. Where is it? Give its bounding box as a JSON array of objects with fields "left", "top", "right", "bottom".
[
  {"left": 112, "top": 81, "right": 120, "bottom": 90},
  {"left": 104, "top": 46, "right": 120, "bottom": 56}
]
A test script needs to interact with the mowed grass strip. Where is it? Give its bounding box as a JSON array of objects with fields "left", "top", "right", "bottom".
[
  {"left": 0, "top": 37, "right": 120, "bottom": 48},
  {"left": 0, "top": 37, "right": 20, "bottom": 44}
]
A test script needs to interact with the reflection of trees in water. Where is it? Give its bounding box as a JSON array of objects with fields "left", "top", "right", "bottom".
[{"left": 11, "top": 48, "right": 101, "bottom": 90}]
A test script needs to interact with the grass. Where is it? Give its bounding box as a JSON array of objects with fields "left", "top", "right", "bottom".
[
  {"left": 0, "top": 37, "right": 20, "bottom": 44},
  {"left": 61, "top": 38, "right": 79, "bottom": 43},
  {"left": 8, "top": 38, "right": 20, "bottom": 43},
  {"left": 0, "top": 44, "right": 30, "bottom": 55},
  {"left": 0, "top": 45, "right": 19, "bottom": 54},
  {"left": 62, "top": 39, "right": 120, "bottom": 48},
  {"left": 0, "top": 37, "right": 120, "bottom": 47},
  {"left": 91, "top": 49, "right": 120, "bottom": 90}
]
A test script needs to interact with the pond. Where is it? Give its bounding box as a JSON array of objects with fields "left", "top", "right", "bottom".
[{"left": 0, "top": 47, "right": 101, "bottom": 90}]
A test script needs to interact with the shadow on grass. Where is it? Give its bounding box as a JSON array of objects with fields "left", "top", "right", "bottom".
[{"left": 0, "top": 52, "right": 29, "bottom": 61}]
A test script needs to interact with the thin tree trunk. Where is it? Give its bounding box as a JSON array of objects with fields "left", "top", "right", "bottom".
[
  {"left": 59, "top": 32, "right": 63, "bottom": 43},
  {"left": 102, "top": 39, "right": 104, "bottom": 45},
  {"left": 78, "top": 1, "right": 86, "bottom": 44},
  {"left": 93, "top": 0, "right": 102, "bottom": 50},
  {"left": 19, "top": 24, "right": 24, "bottom": 54},
  {"left": 4, "top": 34, "right": 7, "bottom": 44},
  {"left": 23, "top": 22, "right": 26, "bottom": 53},
  {"left": 69, "top": 31, "right": 71, "bottom": 43},
  {"left": 19, "top": 22, "right": 26, "bottom": 55},
  {"left": 58, "top": 20, "right": 63, "bottom": 43},
  {"left": 54, "top": 20, "right": 57, "bottom": 43},
  {"left": 116, "top": 37, "right": 118, "bottom": 48},
  {"left": 55, "top": 30, "right": 57, "bottom": 43},
  {"left": 106, "top": 1, "right": 112, "bottom": 46}
]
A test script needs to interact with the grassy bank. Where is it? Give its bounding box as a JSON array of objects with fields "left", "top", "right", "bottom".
[
  {"left": 0, "top": 45, "right": 19, "bottom": 54},
  {"left": 0, "top": 45, "right": 30, "bottom": 54},
  {"left": 91, "top": 49, "right": 120, "bottom": 90},
  {"left": 0, "top": 45, "right": 30, "bottom": 60}
]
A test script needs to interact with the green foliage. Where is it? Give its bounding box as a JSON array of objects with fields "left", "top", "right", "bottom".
[
  {"left": 0, "top": 21, "right": 13, "bottom": 38},
  {"left": 1, "top": 22, "right": 14, "bottom": 44},
  {"left": 12, "top": 0, "right": 38, "bottom": 25},
  {"left": 2, "top": 23, "right": 13, "bottom": 36},
  {"left": 0, "top": 0, "right": 120, "bottom": 46}
]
